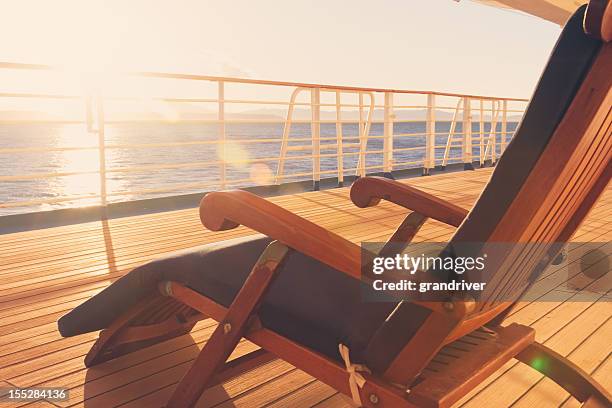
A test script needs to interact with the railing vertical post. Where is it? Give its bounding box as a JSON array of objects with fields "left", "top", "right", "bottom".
[
  {"left": 442, "top": 98, "right": 462, "bottom": 169},
  {"left": 491, "top": 101, "right": 498, "bottom": 164},
  {"left": 483, "top": 100, "right": 499, "bottom": 165},
  {"left": 424, "top": 93, "right": 435, "bottom": 175},
  {"left": 218, "top": 81, "right": 226, "bottom": 189},
  {"left": 311, "top": 88, "right": 321, "bottom": 190},
  {"left": 479, "top": 99, "right": 484, "bottom": 166},
  {"left": 501, "top": 99, "right": 508, "bottom": 156},
  {"left": 383, "top": 92, "right": 394, "bottom": 177},
  {"left": 276, "top": 88, "right": 301, "bottom": 184},
  {"left": 96, "top": 95, "right": 107, "bottom": 206},
  {"left": 335, "top": 91, "right": 344, "bottom": 187},
  {"left": 462, "top": 97, "right": 473, "bottom": 170},
  {"left": 358, "top": 93, "right": 365, "bottom": 177}
]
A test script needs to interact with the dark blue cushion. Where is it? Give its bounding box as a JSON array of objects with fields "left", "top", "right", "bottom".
[{"left": 58, "top": 234, "right": 429, "bottom": 362}]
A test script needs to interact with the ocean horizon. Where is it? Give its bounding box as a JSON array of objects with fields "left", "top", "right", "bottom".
[{"left": 0, "top": 121, "right": 517, "bottom": 216}]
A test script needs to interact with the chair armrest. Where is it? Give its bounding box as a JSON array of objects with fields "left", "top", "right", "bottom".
[
  {"left": 200, "top": 190, "right": 470, "bottom": 317},
  {"left": 200, "top": 190, "right": 362, "bottom": 280},
  {"left": 350, "top": 177, "right": 468, "bottom": 227}
]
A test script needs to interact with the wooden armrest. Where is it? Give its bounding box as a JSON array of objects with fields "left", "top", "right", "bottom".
[
  {"left": 350, "top": 177, "right": 468, "bottom": 227},
  {"left": 200, "top": 190, "right": 362, "bottom": 280},
  {"left": 200, "top": 190, "right": 469, "bottom": 316}
]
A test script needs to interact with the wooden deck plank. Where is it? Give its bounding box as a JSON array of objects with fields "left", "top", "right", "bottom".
[
  {"left": 459, "top": 296, "right": 611, "bottom": 407},
  {"left": 558, "top": 356, "right": 612, "bottom": 407},
  {"left": 511, "top": 318, "right": 612, "bottom": 407},
  {"left": 311, "top": 393, "right": 352, "bottom": 408},
  {"left": 0, "top": 168, "right": 609, "bottom": 407}
]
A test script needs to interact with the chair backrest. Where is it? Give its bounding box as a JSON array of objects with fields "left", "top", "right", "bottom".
[
  {"left": 364, "top": 3, "right": 611, "bottom": 382},
  {"left": 449, "top": 3, "right": 610, "bottom": 312}
]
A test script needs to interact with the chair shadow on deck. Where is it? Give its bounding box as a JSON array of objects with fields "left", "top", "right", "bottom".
[
  {"left": 82, "top": 332, "right": 234, "bottom": 407},
  {"left": 101, "top": 218, "right": 118, "bottom": 275}
]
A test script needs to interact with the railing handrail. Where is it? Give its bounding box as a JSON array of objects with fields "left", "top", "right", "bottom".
[
  {"left": 0, "top": 61, "right": 530, "bottom": 102},
  {"left": 0, "top": 60, "right": 529, "bottom": 213}
]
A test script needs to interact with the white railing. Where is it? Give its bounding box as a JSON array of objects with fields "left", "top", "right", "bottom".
[{"left": 0, "top": 62, "right": 528, "bottom": 214}]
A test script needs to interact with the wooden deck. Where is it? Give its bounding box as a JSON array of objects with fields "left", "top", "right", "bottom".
[{"left": 0, "top": 168, "right": 610, "bottom": 408}]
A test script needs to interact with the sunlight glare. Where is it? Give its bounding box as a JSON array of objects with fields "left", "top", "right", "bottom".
[
  {"left": 249, "top": 163, "right": 273, "bottom": 185},
  {"left": 51, "top": 125, "right": 100, "bottom": 207},
  {"left": 217, "top": 142, "right": 250, "bottom": 169}
]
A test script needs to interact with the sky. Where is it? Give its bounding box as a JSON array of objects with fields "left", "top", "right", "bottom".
[{"left": 0, "top": 0, "right": 562, "bottom": 101}]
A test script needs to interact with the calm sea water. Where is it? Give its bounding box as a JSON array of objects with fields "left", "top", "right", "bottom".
[{"left": 0, "top": 121, "right": 517, "bottom": 216}]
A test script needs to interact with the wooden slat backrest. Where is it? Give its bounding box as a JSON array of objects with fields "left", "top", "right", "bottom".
[
  {"left": 368, "top": 4, "right": 610, "bottom": 385},
  {"left": 443, "top": 4, "right": 611, "bottom": 313},
  {"left": 468, "top": 43, "right": 610, "bottom": 311}
]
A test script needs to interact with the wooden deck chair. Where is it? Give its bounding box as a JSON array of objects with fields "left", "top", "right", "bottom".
[{"left": 58, "top": 2, "right": 612, "bottom": 407}]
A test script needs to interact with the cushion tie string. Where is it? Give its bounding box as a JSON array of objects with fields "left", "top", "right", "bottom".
[{"left": 338, "top": 344, "right": 370, "bottom": 407}]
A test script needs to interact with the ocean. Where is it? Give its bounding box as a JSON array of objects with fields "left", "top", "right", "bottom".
[{"left": 0, "top": 121, "right": 517, "bottom": 216}]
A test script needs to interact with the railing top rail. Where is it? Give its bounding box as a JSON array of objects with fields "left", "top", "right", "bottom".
[{"left": 0, "top": 61, "right": 530, "bottom": 102}]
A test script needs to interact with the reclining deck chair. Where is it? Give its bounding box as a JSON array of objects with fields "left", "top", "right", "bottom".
[{"left": 58, "top": 2, "right": 612, "bottom": 407}]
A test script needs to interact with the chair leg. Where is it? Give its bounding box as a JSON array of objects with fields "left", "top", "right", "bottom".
[
  {"left": 583, "top": 395, "right": 610, "bottom": 408},
  {"left": 377, "top": 212, "right": 428, "bottom": 259},
  {"left": 516, "top": 342, "right": 612, "bottom": 406},
  {"left": 85, "top": 293, "right": 202, "bottom": 367},
  {"left": 166, "top": 241, "right": 289, "bottom": 408}
]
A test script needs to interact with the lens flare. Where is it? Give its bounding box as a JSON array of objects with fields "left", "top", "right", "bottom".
[
  {"left": 217, "top": 142, "right": 249, "bottom": 169},
  {"left": 249, "top": 163, "right": 273, "bottom": 185},
  {"left": 530, "top": 357, "right": 548, "bottom": 373}
]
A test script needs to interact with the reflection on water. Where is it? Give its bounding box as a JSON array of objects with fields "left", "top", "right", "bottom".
[
  {"left": 0, "top": 121, "right": 517, "bottom": 215},
  {"left": 49, "top": 146, "right": 100, "bottom": 204}
]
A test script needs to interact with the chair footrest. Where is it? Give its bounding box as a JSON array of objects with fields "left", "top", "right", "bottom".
[{"left": 407, "top": 323, "right": 535, "bottom": 408}]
